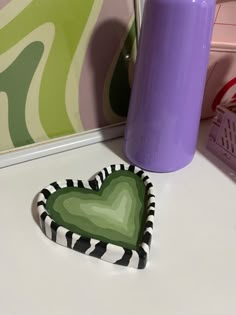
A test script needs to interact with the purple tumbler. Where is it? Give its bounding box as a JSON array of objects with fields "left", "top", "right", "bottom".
[{"left": 125, "top": 0, "right": 215, "bottom": 172}]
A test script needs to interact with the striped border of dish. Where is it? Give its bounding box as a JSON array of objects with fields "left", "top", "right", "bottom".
[{"left": 37, "top": 164, "right": 155, "bottom": 269}]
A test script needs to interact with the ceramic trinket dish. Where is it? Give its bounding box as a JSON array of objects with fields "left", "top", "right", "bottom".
[{"left": 37, "top": 164, "right": 155, "bottom": 269}]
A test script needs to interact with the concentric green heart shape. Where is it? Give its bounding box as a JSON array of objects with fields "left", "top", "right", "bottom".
[
  {"left": 38, "top": 165, "right": 155, "bottom": 269},
  {"left": 46, "top": 170, "right": 146, "bottom": 250}
]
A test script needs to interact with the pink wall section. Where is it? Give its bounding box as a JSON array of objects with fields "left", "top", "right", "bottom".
[
  {"left": 0, "top": 0, "right": 11, "bottom": 9},
  {"left": 79, "top": 0, "right": 133, "bottom": 129}
]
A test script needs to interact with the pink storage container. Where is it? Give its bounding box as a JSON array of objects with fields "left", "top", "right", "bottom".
[{"left": 207, "top": 103, "right": 236, "bottom": 171}]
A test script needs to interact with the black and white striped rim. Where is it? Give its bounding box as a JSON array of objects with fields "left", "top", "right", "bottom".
[{"left": 37, "top": 164, "right": 155, "bottom": 269}]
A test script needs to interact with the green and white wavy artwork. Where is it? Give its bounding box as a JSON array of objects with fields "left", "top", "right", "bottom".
[{"left": 0, "top": 0, "right": 136, "bottom": 152}]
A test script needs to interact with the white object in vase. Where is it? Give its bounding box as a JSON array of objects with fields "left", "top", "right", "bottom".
[{"left": 135, "top": 0, "right": 145, "bottom": 36}]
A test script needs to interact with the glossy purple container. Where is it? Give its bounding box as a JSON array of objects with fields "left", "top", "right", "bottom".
[{"left": 125, "top": 0, "right": 215, "bottom": 172}]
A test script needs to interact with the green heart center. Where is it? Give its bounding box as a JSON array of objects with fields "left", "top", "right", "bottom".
[{"left": 46, "top": 171, "right": 147, "bottom": 250}]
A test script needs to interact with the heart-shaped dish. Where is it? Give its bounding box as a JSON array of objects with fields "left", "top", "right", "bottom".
[{"left": 37, "top": 164, "right": 155, "bottom": 269}]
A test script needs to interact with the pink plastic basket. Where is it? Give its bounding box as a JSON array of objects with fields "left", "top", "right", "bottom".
[{"left": 207, "top": 104, "right": 236, "bottom": 171}]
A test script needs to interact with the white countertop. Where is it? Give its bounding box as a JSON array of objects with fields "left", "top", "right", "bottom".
[{"left": 0, "top": 121, "right": 235, "bottom": 315}]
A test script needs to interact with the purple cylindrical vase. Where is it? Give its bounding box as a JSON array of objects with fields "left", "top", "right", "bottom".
[{"left": 125, "top": 0, "right": 215, "bottom": 172}]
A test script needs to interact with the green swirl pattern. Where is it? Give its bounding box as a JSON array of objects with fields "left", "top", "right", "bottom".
[{"left": 0, "top": 0, "right": 136, "bottom": 152}]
